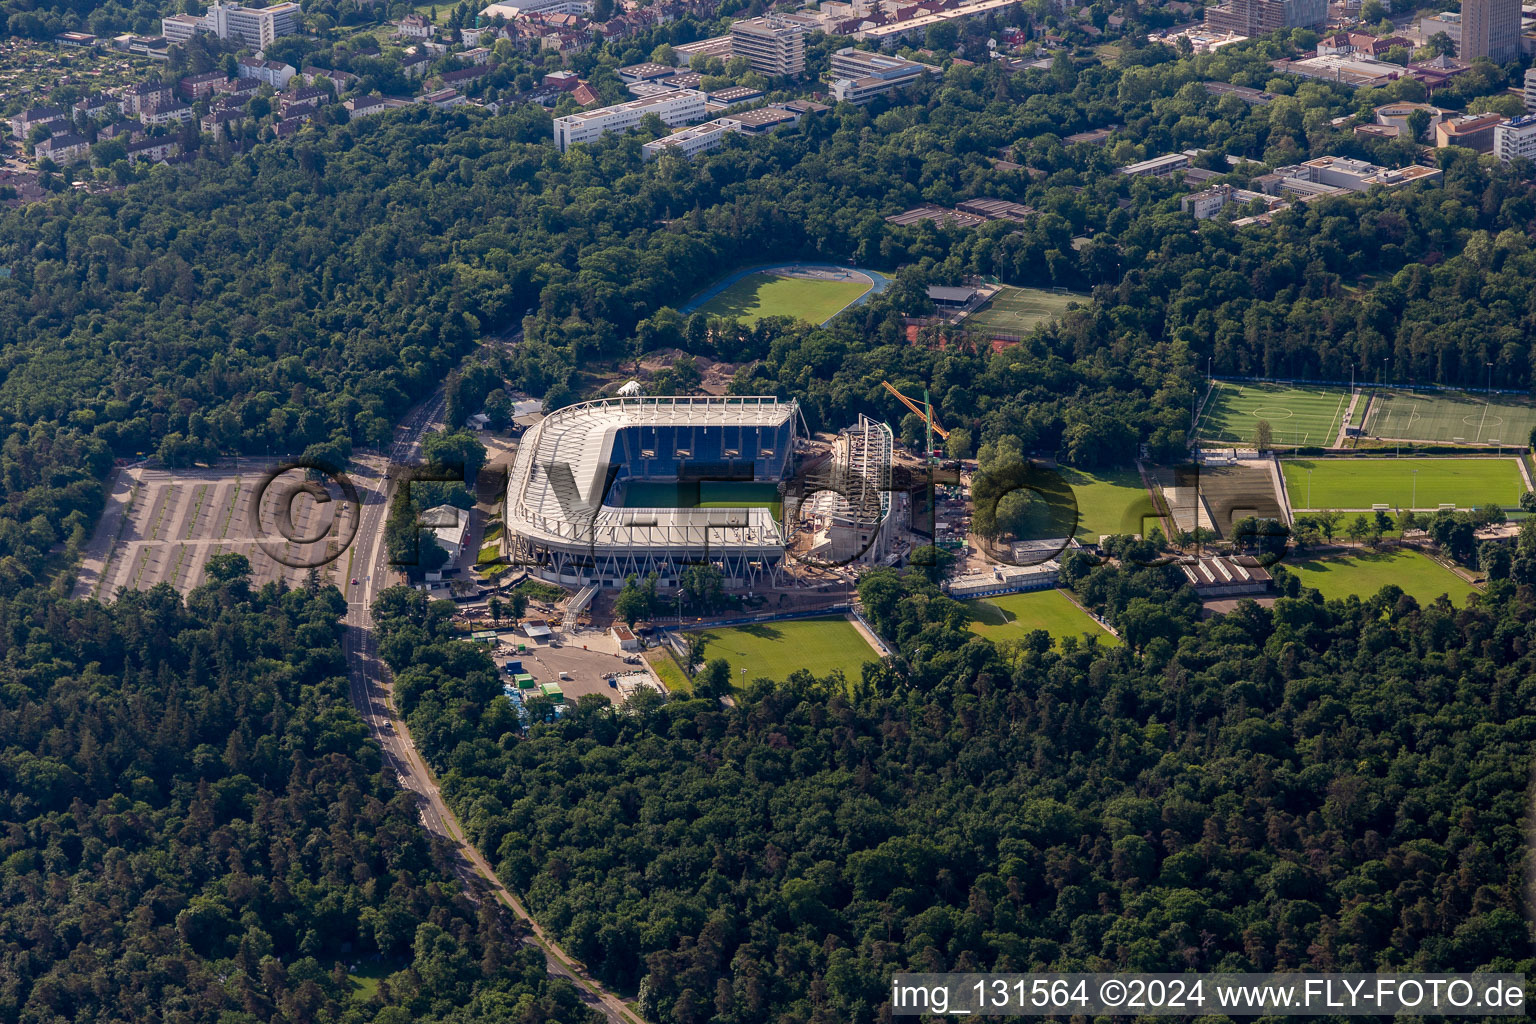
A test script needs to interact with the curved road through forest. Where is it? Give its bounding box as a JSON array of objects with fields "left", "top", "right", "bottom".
[{"left": 340, "top": 384, "right": 646, "bottom": 1024}]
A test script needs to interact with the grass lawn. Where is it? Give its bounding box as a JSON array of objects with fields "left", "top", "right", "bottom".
[
  {"left": 514, "top": 579, "right": 566, "bottom": 602},
  {"left": 646, "top": 649, "right": 690, "bottom": 692},
  {"left": 695, "top": 272, "right": 871, "bottom": 325},
  {"left": 687, "top": 616, "right": 880, "bottom": 684},
  {"left": 1284, "top": 457, "right": 1525, "bottom": 510},
  {"left": 344, "top": 959, "right": 402, "bottom": 1002},
  {"left": 1199, "top": 381, "right": 1351, "bottom": 448},
  {"left": 963, "top": 286, "right": 1085, "bottom": 336},
  {"left": 1363, "top": 389, "right": 1536, "bottom": 445},
  {"left": 617, "top": 481, "right": 782, "bottom": 519},
  {"left": 965, "top": 589, "right": 1120, "bottom": 647},
  {"left": 1004, "top": 466, "right": 1156, "bottom": 542},
  {"left": 1284, "top": 547, "right": 1477, "bottom": 606}
]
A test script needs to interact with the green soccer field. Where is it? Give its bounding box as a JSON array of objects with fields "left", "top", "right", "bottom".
[
  {"left": 1006, "top": 466, "right": 1157, "bottom": 542},
  {"left": 1363, "top": 389, "right": 1536, "bottom": 445},
  {"left": 694, "top": 272, "right": 872, "bottom": 325},
  {"left": 1283, "top": 548, "right": 1478, "bottom": 606},
  {"left": 963, "top": 286, "right": 1085, "bottom": 335},
  {"left": 1283, "top": 457, "right": 1526, "bottom": 510},
  {"left": 965, "top": 589, "right": 1120, "bottom": 647},
  {"left": 688, "top": 616, "right": 880, "bottom": 685},
  {"left": 1198, "top": 382, "right": 1351, "bottom": 447}
]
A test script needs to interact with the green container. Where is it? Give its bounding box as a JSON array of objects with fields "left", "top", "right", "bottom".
[
  {"left": 539, "top": 682, "right": 564, "bottom": 701},
  {"left": 515, "top": 673, "right": 536, "bottom": 688}
]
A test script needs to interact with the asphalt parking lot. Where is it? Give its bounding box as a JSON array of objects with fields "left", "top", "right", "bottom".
[{"left": 489, "top": 626, "right": 652, "bottom": 704}]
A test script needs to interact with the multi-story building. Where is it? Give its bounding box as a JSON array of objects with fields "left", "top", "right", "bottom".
[
  {"left": 344, "top": 95, "right": 388, "bottom": 118},
  {"left": 1118, "top": 152, "right": 1191, "bottom": 177},
  {"left": 178, "top": 71, "right": 226, "bottom": 101},
  {"left": 1418, "top": 10, "right": 1462, "bottom": 50},
  {"left": 552, "top": 89, "right": 706, "bottom": 152},
  {"left": 119, "top": 81, "right": 176, "bottom": 116},
  {"left": 729, "top": 17, "right": 806, "bottom": 77},
  {"left": 201, "top": 108, "right": 245, "bottom": 134},
  {"left": 9, "top": 106, "right": 66, "bottom": 138},
  {"left": 1205, "top": 0, "right": 1326, "bottom": 35},
  {"left": 1524, "top": 67, "right": 1536, "bottom": 113},
  {"left": 641, "top": 117, "right": 739, "bottom": 159},
  {"left": 278, "top": 87, "right": 327, "bottom": 117},
  {"left": 237, "top": 59, "right": 296, "bottom": 89},
  {"left": 1493, "top": 114, "right": 1536, "bottom": 161},
  {"left": 73, "top": 93, "right": 119, "bottom": 119},
  {"left": 1285, "top": 156, "right": 1443, "bottom": 191},
  {"left": 1435, "top": 112, "right": 1502, "bottom": 152},
  {"left": 828, "top": 47, "right": 932, "bottom": 104},
  {"left": 395, "top": 13, "right": 435, "bottom": 38},
  {"left": 141, "top": 100, "right": 194, "bottom": 126},
  {"left": 1460, "top": 0, "right": 1519, "bottom": 62},
  {"left": 401, "top": 49, "right": 432, "bottom": 78},
  {"left": 161, "top": 2, "right": 300, "bottom": 48},
  {"left": 35, "top": 132, "right": 90, "bottom": 165},
  {"left": 125, "top": 137, "right": 181, "bottom": 163}
]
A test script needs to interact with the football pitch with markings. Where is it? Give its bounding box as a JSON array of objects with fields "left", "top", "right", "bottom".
[
  {"left": 1363, "top": 390, "right": 1536, "bottom": 445},
  {"left": 1198, "top": 382, "right": 1351, "bottom": 448},
  {"left": 1283, "top": 457, "right": 1527, "bottom": 511}
]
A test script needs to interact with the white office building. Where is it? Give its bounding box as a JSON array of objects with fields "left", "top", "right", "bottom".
[
  {"left": 729, "top": 17, "right": 807, "bottom": 77},
  {"left": 1494, "top": 114, "right": 1536, "bottom": 162},
  {"left": 552, "top": 89, "right": 706, "bottom": 152},
  {"left": 1524, "top": 67, "right": 1536, "bottom": 113},
  {"left": 161, "top": 1, "right": 300, "bottom": 49},
  {"left": 828, "top": 47, "right": 933, "bottom": 104},
  {"left": 642, "top": 118, "right": 741, "bottom": 160}
]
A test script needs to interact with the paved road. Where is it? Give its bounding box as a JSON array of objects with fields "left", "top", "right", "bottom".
[{"left": 340, "top": 385, "right": 648, "bottom": 1024}]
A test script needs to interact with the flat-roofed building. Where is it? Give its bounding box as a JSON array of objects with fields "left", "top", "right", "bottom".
[
  {"left": 827, "top": 46, "right": 932, "bottom": 104},
  {"left": 1205, "top": 0, "right": 1326, "bottom": 35},
  {"left": 1118, "top": 152, "right": 1191, "bottom": 177},
  {"left": 617, "top": 62, "right": 676, "bottom": 83},
  {"left": 552, "top": 89, "right": 706, "bottom": 152},
  {"left": 161, "top": 2, "right": 300, "bottom": 48},
  {"left": 1524, "top": 66, "right": 1536, "bottom": 111},
  {"left": 641, "top": 117, "right": 739, "bottom": 159},
  {"left": 1436, "top": 111, "right": 1502, "bottom": 151},
  {"left": 719, "top": 106, "right": 798, "bottom": 133},
  {"left": 1494, "top": 114, "right": 1536, "bottom": 161},
  {"left": 729, "top": 17, "right": 806, "bottom": 77},
  {"left": 1462, "top": 0, "right": 1520, "bottom": 61},
  {"left": 705, "top": 85, "right": 764, "bottom": 106},
  {"left": 672, "top": 34, "right": 733, "bottom": 60},
  {"left": 955, "top": 197, "right": 1035, "bottom": 223}
]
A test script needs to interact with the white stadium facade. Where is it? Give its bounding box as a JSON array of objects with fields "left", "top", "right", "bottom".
[{"left": 504, "top": 395, "right": 894, "bottom": 587}]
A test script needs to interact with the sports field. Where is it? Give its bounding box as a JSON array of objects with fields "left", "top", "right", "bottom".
[
  {"left": 965, "top": 589, "right": 1120, "bottom": 647},
  {"left": 1199, "top": 381, "right": 1351, "bottom": 447},
  {"left": 688, "top": 616, "right": 880, "bottom": 684},
  {"left": 1283, "top": 457, "right": 1525, "bottom": 510},
  {"left": 1284, "top": 548, "right": 1477, "bottom": 606},
  {"left": 1008, "top": 467, "right": 1156, "bottom": 542},
  {"left": 1363, "top": 389, "right": 1536, "bottom": 445},
  {"left": 694, "top": 272, "right": 872, "bottom": 325},
  {"left": 962, "top": 286, "right": 1084, "bottom": 335},
  {"left": 617, "top": 481, "right": 782, "bottom": 518}
]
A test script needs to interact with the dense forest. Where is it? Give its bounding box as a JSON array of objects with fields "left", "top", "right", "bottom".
[
  {"left": 375, "top": 564, "right": 1536, "bottom": 1023},
  {"left": 0, "top": 561, "right": 598, "bottom": 1023}
]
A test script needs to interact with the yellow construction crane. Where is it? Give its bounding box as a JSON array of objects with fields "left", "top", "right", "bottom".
[{"left": 881, "top": 380, "right": 949, "bottom": 440}]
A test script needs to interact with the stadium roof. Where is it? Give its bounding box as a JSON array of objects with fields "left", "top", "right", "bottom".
[{"left": 505, "top": 395, "right": 797, "bottom": 554}]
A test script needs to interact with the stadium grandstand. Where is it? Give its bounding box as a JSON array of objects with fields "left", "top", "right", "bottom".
[
  {"left": 787, "top": 415, "right": 896, "bottom": 565},
  {"left": 505, "top": 395, "right": 806, "bottom": 586}
]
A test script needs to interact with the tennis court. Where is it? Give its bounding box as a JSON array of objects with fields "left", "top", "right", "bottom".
[
  {"left": 1362, "top": 389, "right": 1536, "bottom": 445},
  {"left": 1283, "top": 457, "right": 1526, "bottom": 510},
  {"left": 962, "top": 286, "right": 1085, "bottom": 335},
  {"left": 1198, "top": 381, "right": 1351, "bottom": 448}
]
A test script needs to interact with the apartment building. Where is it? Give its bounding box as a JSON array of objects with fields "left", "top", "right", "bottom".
[
  {"left": 1524, "top": 67, "right": 1536, "bottom": 112},
  {"left": 729, "top": 17, "right": 806, "bottom": 77},
  {"left": 141, "top": 101, "right": 194, "bottom": 126},
  {"left": 237, "top": 58, "right": 296, "bottom": 89},
  {"left": 161, "top": 2, "right": 301, "bottom": 48},
  {"left": 36, "top": 132, "right": 90, "bottom": 165},
  {"left": 552, "top": 89, "right": 706, "bottom": 152},
  {"left": 1493, "top": 114, "right": 1536, "bottom": 162},
  {"left": 828, "top": 47, "right": 932, "bottom": 104}
]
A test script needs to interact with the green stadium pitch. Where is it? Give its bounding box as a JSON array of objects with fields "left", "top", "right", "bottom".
[
  {"left": 687, "top": 616, "right": 880, "bottom": 686},
  {"left": 1283, "top": 457, "right": 1527, "bottom": 511},
  {"left": 1363, "top": 390, "right": 1536, "bottom": 446},
  {"left": 1197, "top": 381, "right": 1351, "bottom": 448}
]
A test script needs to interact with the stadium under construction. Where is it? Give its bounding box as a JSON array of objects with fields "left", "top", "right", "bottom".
[{"left": 503, "top": 395, "right": 896, "bottom": 587}]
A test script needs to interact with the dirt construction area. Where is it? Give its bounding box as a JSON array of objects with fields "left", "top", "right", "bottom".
[{"left": 73, "top": 459, "right": 380, "bottom": 601}]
